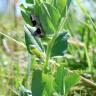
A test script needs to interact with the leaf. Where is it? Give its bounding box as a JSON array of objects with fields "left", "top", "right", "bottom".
[
  {"left": 20, "top": 3, "right": 35, "bottom": 14},
  {"left": 24, "top": 24, "right": 44, "bottom": 54},
  {"left": 54, "top": 0, "right": 71, "bottom": 15},
  {"left": 39, "top": 3, "right": 61, "bottom": 35},
  {"left": 55, "top": 66, "right": 80, "bottom": 95},
  {"left": 54, "top": 64, "right": 64, "bottom": 95},
  {"left": 43, "top": 74, "right": 54, "bottom": 96},
  {"left": 64, "top": 73, "right": 80, "bottom": 94},
  {"left": 32, "top": 69, "right": 44, "bottom": 96},
  {"left": 26, "top": 0, "right": 34, "bottom": 3},
  {"left": 51, "top": 32, "right": 70, "bottom": 57},
  {"left": 20, "top": 3, "right": 40, "bottom": 21},
  {"left": 21, "top": 8, "right": 32, "bottom": 25},
  {"left": 54, "top": 65, "right": 69, "bottom": 95}
]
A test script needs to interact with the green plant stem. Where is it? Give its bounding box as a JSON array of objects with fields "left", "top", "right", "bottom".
[
  {"left": 45, "top": 33, "right": 58, "bottom": 67},
  {"left": 84, "top": 44, "right": 93, "bottom": 72}
]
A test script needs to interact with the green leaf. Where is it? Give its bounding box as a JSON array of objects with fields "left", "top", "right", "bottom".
[
  {"left": 26, "top": 0, "right": 34, "bottom": 3},
  {"left": 51, "top": 32, "right": 70, "bottom": 57},
  {"left": 20, "top": 3, "right": 35, "bottom": 14},
  {"left": 24, "top": 24, "right": 44, "bottom": 54},
  {"left": 39, "top": 3, "right": 61, "bottom": 35},
  {"left": 32, "top": 69, "right": 44, "bottom": 96},
  {"left": 33, "top": 1, "right": 42, "bottom": 16},
  {"left": 20, "top": 3, "right": 40, "bottom": 21},
  {"left": 21, "top": 9, "right": 32, "bottom": 25},
  {"left": 43, "top": 74, "right": 54, "bottom": 96},
  {"left": 55, "top": 65, "right": 69, "bottom": 95},
  {"left": 64, "top": 73, "right": 80, "bottom": 94},
  {"left": 55, "top": 66, "right": 79, "bottom": 95},
  {"left": 54, "top": 64, "right": 64, "bottom": 95},
  {"left": 54, "top": 0, "right": 71, "bottom": 15}
]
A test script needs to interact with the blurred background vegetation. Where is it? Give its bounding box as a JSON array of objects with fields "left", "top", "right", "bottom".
[
  {"left": 0, "top": 0, "right": 96, "bottom": 95},
  {"left": 0, "top": 0, "right": 28, "bottom": 95}
]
